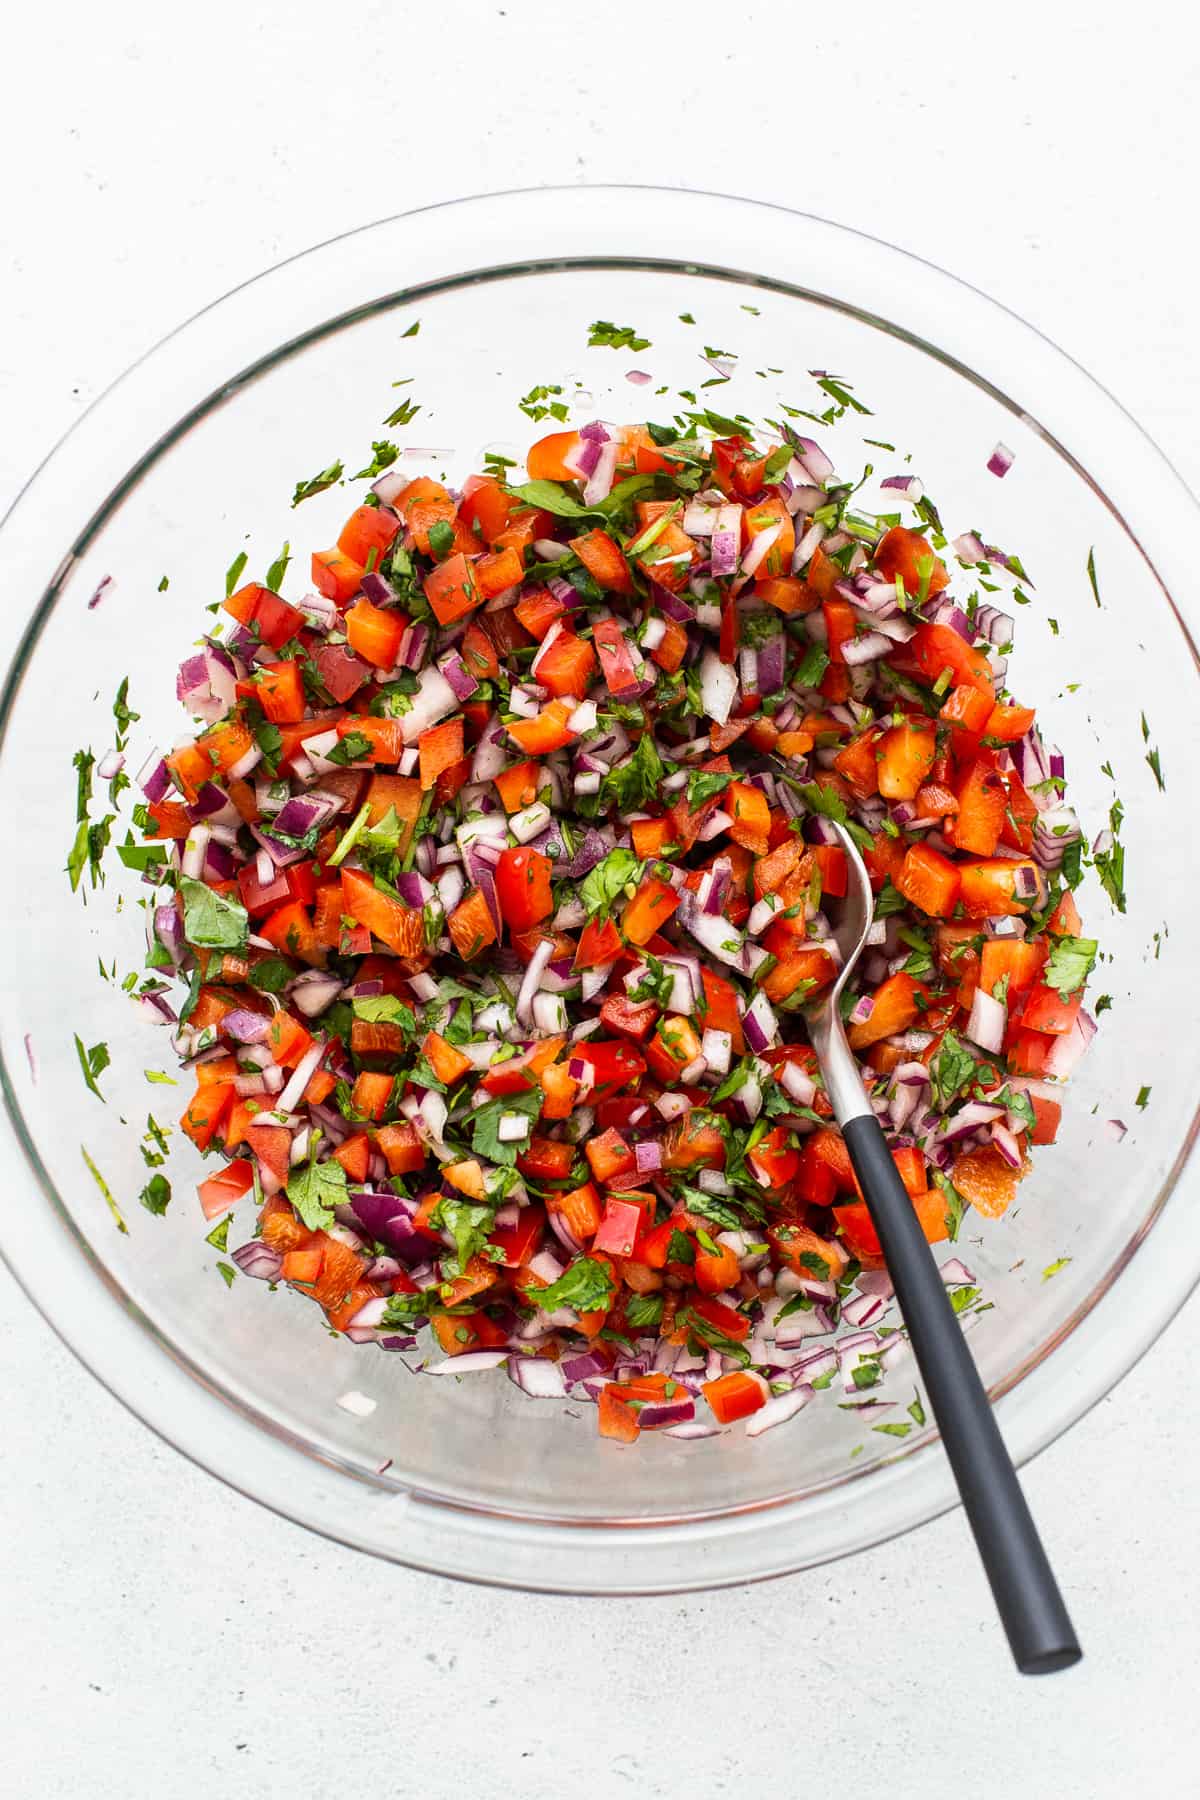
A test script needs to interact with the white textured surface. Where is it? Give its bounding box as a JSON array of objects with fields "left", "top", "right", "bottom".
[{"left": 3, "top": 4, "right": 1198, "bottom": 1793}]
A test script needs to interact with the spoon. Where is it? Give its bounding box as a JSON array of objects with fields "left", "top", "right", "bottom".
[{"left": 805, "top": 819, "right": 1082, "bottom": 1676}]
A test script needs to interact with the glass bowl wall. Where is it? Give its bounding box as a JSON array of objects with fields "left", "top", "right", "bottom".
[{"left": 0, "top": 189, "right": 1195, "bottom": 1592}]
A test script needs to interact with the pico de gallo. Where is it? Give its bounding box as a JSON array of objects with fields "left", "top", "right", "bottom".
[{"left": 128, "top": 412, "right": 1098, "bottom": 1444}]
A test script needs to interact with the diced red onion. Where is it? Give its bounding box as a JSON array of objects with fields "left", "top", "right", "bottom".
[
  {"left": 987, "top": 442, "right": 1015, "bottom": 478},
  {"left": 965, "top": 987, "right": 1006, "bottom": 1054}
]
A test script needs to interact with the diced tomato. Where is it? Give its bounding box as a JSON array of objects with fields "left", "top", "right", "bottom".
[
  {"left": 747, "top": 1124, "right": 800, "bottom": 1189},
  {"left": 488, "top": 1204, "right": 546, "bottom": 1270},
  {"left": 585, "top": 1128, "right": 637, "bottom": 1186},
  {"left": 197, "top": 1159, "right": 254, "bottom": 1221},
  {"left": 939, "top": 682, "right": 994, "bottom": 734},
  {"left": 1021, "top": 982, "right": 1084, "bottom": 1035},
  {"left": 953, "top": 753, "right": 1008, "bottom": 856},
  {"left": 569, "top": 1040, "right": 646, "bottom": 1096},
  {"left": 599, "top": 993, "right": 659, "bottom": 1041}
]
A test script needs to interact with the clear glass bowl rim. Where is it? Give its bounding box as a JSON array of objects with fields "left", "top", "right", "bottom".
[{"left": 1, "top": 185, "right": 1198, "bottom": 1594}]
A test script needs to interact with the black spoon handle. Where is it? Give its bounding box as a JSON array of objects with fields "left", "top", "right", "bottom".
[{"left": 842, "top": 1112, "right": 1082, "bottom": 1675}]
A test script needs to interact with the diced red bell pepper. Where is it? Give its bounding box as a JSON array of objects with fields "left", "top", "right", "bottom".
[
  {"left": 494, "top": 845, "right": 554, "bottom": 931},
  {"left": 703, "top": 1370, "right": 769, "bottom": 1423}
]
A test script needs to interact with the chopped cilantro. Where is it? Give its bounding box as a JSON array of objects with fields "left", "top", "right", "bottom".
[
  {"left": 224, "top": 550, "right": 248, "bottom": 597},
  {"left": 74, "top": 1034, "right": 110, "bottom": 1100},
  {"left": 431, "top": 1197, "right": 499, "bottom": 1280},
  {"left": 352, "top": 440, "right": 400, "bottom": 481},
  {"left": 1135, "top": 1085, "right": 1151, "bottom": 1110},
  {"left": 205, "top": 1214, "right": 232, "bottom": 1252},
  {"left": 82, "top": 1146, "right": 126, "bottom": 1234},
  {"left": 291, "top": 461, "right": 344, "bottom": 507},
  {"left": 928, "top": 1032, "right": 978, "bottom": 1112},
  {"left": 138, "top": 1173, "right": 172, "bottom": 1216},
  {"left": 216, "top": 1261, "right": 237, "bottom": 1287},
  {"left": 687, "top": 768, "right": 735, "bottom": 811},
  {"left": 579, "top": 847, "right": 641, "bottom": 920},
  {"left": 1043, "top": 935, "right": 1098, "bottom": 998},
  {"left": 265, "top": 543, "right": 291, "bottom": 592},
  {"left": 537, "top": 1256, "right": 616, "bottom": 1314},
  {"left": 793, "top": 642, "right": 830, "bottom": 688},
  {"left": 588, "top": 321, "right": 651, "bottom": 352},
  {"left": 1042, "top": 1258, "right": 1072, "bottom": 1281},
  {"left": 286, "top": 1142, "right": 348, "bottom": 1232},
  {"left": 470, "top": 1086, "right": 543, "bottom": 1167},
  {"left": 179, "top": 876, "right": 248, "bottom": 952},
  {"left": 383, "top": 395, "right": 421, "bottom": 429},
  {"left": 1086, "top": 547, "right": 1101, "bottom": 608}
]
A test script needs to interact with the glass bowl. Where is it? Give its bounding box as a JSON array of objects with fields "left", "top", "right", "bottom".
[{"left": 1, "top": 187, "right": 1196, "bottom": 1594}]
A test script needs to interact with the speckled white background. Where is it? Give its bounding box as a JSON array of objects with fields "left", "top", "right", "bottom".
[{"left": 3, "top": 4, "right": 1198, "bottom": 1793}]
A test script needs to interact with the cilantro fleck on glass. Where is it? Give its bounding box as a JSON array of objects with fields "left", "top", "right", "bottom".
[{"left": 0, "top": 189, "right": 1197, "bottom": 1597}]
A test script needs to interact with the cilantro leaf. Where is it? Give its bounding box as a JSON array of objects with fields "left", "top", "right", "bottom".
[
  {"left": 470, "top": 1086, "right": 543, "bottom": 1167},
  {"left": 793, "top": 642, "right": 830, "bottom": 688},
  {"left": 680, "top": 1304, "right": 750, "bottom": 1368},
  {"left": 205, "top": 1214, "right": 232, "bottom": 1251},
  {"left": 687, "top": 768, "right": 735, "bottom": 811},
  {"left": 507, "top": 480, "right": 598, "bottom": 520},
  {"left": 431, "top": 1197, "right": 498, "bottom": 1279},
  {"left": 427, "top": 518, "right": 456, "bottom": 560},
  {"left": 928, "top": 1031, "right": 978, "bottom": 1112},
  {"left": 624, "top": 1292, "right": 664, "bottom": 1328},
  {"left": 138, "top": 1173, "right": 172, "bottom": 1216},
  {"left": 286, "top": 1148, "right": 348, "bottom": 1233},
  {"left": 536, "top": 1256, "right": 616, "bottom": 1314},
  {"left": 579, "top": 847, "right": 641, "bottom": 920},
  {"left": 179, "top": 875, "right": 249, "bottom": 952},
  {"left": 292, "top": 461, "right": 344, "bottom": 506},
  {"left": 1043, "top": 935, "right": 1098, "bottom": 999},
  {"left": 353, "top": 995, "right": 419, "bottom": 1036},
  {"left": 265, "top": 543, "right": 291, "bottom": 592},
  {"left": 932, "top": 1169, "right": 965, "bottom": 1241},
  {"left": 326, "top": 729, "right": 373, "bottom": 767},
  {"left": 1041, "top": 1258, "right": 1072, "bottom": 1282},
  {"left": 224, "top": 551, "right": 248, "bottom": 597},
  {"left": 667, "top": 1228, "right": 696, "bottom": 1266},
  {"left": 779, "top": 776, "right": 872, "bottom": 852},
  {"left": 602, "top": 734, "right": 665, "bottom": 812},
  {"left": 248, "top": 957, "right": 295, "bottom": 994}
]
